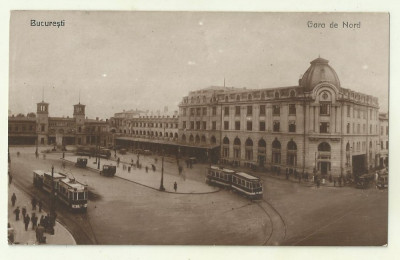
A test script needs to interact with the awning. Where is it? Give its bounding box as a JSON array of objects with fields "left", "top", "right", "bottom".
[{"left": 116, "top": 136, "right": 220, "bottom": 149}]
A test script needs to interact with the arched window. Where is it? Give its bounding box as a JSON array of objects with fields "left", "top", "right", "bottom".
[
  {"left": 174, "top": 133, "right": 178, "bottom": 139},
  {"left": 274, "top": 91, "right": 280, "bottom": 98},
  {"left": 258, "top": 139, "right": 266, "bottom": 148},
  {"left": 210, "top": 136, "right": 216, "bottom": 144},
  {"left": 318, "top": 142, "right": 331, "bottom": 152},
  {"left": 182, "top": 134, "right": 186, "bottom": 142},
  {"left": 155, "top": 132, "right": 158, "bottom": 137},
  {"left": 169, "top": 132, "right": 173, "bottom": 138},
  {"left": 290, "top": 90, "right": 296, "bottom": 97},
  {"left": 287, "top": 140, "right": 297, "bottom": 166},
  {"left": 248, "top": 94, "right": 252, "bottom": 100},
  {"left": 222, "top": 137, "right": 229, "bottom": 158},
  {"left": 245, "top": 138, "right": 253, "bottom": 160},
  {"left": 195, "top": 135, "right": 200, "bottom": 143},
  {"left": 189, "top": 135, "right": 194, "bottom": 143},
  {"left": 236, "top": 95, "right": 240, "bottom": 101},
  {"left": 201, "top": 135, "right": 206, "bottom": 143},
  {"left": 223, "top": 137, "right": 229, "bottom": 144},
  {"left": 233, "top": 137, "right": 241, "bottom": 159},
  {"left": 272, "top": 138, "right": 281, "bottom": 164}
]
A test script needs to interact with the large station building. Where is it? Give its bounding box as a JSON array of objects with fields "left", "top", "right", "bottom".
[
  {"left": 178, "top": 57, "right": 381, "bottom": 178},
  {"left": 9, "top": 100, "right": 113, "bottom": 147}
]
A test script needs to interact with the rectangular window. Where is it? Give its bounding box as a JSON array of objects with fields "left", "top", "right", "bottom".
[
  {"left": 196, "top": 108, "right": 201, "bottom": 116},
  {"left": 212, "top": 121, "right": 216, "bottom": 130},
  {"left": 370, "top": 124, "right": 372, "bottom": 134},
  {"left": 235, "top": 106, "right": 240, "bottom": 116},
  {"left": 183, "top": 108, "right": 187, "bottom": 116},
  {"left": 235, "top": 121, "right": 240, "bottom": 130},
  {"left": 320, "top": 103, "right": 331, "bottom": 115},
  {"left": 190, "top": 108, "right": 195, "bottom": 116},
  {"left": 41, "top": 124, "right": 45, "bottom": 132},
  {"left": 247, "top": 121, "right": 252, "bottom": 131},
  {"left": 386, "top": 126, "right": 388, "bottom": 135},
  {"left": 289, "top": 104, "right": 296, "bottom": 115},
  {"left": 357, "top": 109, "right": 360, "bottom": 118},
  {"left": 289, "top": 122, "right": 296, "bottom": 132},
  {"left": 196, "top": 121, "right": 200, "bottom": 130},
  {"left": 363, "top": 124, "right": 365, "bottom": 133},
  {"left": 370, "top": 109, "right": 372, "bottom": 119},
  {"left": 347, "top": 123, "right": 350, "bottom": 134},
  {"left": 357, "top": 124, "right": 360, "bottom": 134},
  {"left": 202, "top": 121, "right": 206, "bottom": 130},
  {"left": 212, "top": 107, "right": 217, "bottom": 116},
  {"left": 224, "top": 107, "right": 229, "bottom": 116},
  {"left": 202, "top": 107, "right": 207, "bottom": 116},
  {"left": 247, "top": 105, "right": 252, "bottom": 116},
  {"left": 347, "top": 105, "right": 350, "bottom": 117},
  {"left": 272, "top": 105, "right": 280, "bottom": 116},
  {"left": 190, "top": 121, "right": 194, "bottom": 129},
  {"left": 259, "top": 121, "right": 265, "bottom": 131},
  {"left": 259, "top": 105, "right": 266, "bottom": 116},
  {"left": 320, "top": 122, "right": 330, "bottom": 133},
  {"left": 381, "top": 126, "right": 383, "bottom": 135},
  {"left": 273, "top": 121, "right": 280, "bottom": 132},
  {"left": 381, "top": 141, "right": 383, "bottom": 149},
  {"left": 224, "top": 121, "right": 229, "bottom": 130},
  {"left": 183, "top": 121, "right": 187, "bottom": 129}
]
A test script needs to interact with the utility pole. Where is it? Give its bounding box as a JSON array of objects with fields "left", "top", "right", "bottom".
[
  {"left": 50, "top": 166, "right": 56, "bottom": 233},
  {"left": 159, "top": 147, "right": 165, "bottom": 191}
]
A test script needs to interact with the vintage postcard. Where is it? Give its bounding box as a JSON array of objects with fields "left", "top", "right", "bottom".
[{"left": 7, "top": 11, "right": 389, "bottom": 249}]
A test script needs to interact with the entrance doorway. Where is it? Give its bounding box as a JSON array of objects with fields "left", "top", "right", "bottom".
[
  {"left": 352, "top": 154, "right": 366, "bottom": 177},
  {"left": 320, "top": 161, "right": 329, "bottom": 175}
]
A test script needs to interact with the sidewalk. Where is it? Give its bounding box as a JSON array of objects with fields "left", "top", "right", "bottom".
[
  {"left": 63, "top": 155, "right": 218, "bottom": 194},
  {"left": 8, "top": 183, "right": 76, "bottom": 245}
]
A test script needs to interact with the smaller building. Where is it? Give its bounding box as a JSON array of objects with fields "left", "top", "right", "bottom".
[{"left": 378, "top": 113, "right": 389, "bottom": 168}]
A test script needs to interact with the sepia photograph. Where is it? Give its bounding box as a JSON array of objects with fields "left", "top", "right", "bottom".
[{"left": 7, "top": 11, "right": 389, "bottom": 247}]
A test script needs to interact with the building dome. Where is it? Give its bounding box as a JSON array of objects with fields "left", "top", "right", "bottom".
[{"left": 300, "top": 57, "right": 341, "bottom": 91}]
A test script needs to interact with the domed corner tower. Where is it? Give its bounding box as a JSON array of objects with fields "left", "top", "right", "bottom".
[
  {"left": 299, "top": 57, "right": 341, "bottom": 92},
  {"left": 36, "top": 101, "right": 49, "bottom": 145}
]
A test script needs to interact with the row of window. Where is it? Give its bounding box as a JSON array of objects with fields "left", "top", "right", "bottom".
[
  {"left": 122, "top": 130, "right": 178, "bottom": 138},
  {"left": 125, "top": 122, "right": 178, "bottom": 128},
  {"left": 182, "top": 107, "right": 218, "bottom": 117},
  {"left": 346, "top": 123, "right": 378, "bottom": 134},
  {"left": 9, "top": 125, "right": 35, "bottom": 132},
  {"left": 346, "top": 105, "right": 378, "bottom": 120},
  {"left": 380, "top": 126, "right": 389, "bottom": 136}
]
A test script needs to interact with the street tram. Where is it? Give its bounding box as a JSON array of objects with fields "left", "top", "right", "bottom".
[
  {"left": 33, "top": 170, "right": 88, "bottom": 212},
  {"left": 76, "top": 146, "right": 111, "bottom": 159},
  {"left": 206, "top": 166, "right": 263, "bottom": 200}
]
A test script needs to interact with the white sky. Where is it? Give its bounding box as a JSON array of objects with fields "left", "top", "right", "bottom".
[{"left": 9, "top": 12, "right": 389, "bottom": 119}]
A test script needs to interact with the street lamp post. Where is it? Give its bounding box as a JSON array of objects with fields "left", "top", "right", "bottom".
[
  {"left": 159, "top": 148, "right": 165, "bottom": 191},
  {"left": 50, "top": 166, "right": 56, "bottom": 232}
]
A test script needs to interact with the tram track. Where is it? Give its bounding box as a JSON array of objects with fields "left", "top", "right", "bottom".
[
  {"left": 12, "top": 178, "right": 97, "bottom": 245},
  {"left": 256, "top": 199, "right": 287, "bottom": 246}
]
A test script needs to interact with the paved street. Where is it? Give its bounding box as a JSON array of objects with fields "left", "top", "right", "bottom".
[{"left": 8, "top": 146, "right": 388, "bottom": 245}]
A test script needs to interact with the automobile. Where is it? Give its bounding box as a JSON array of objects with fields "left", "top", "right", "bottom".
[
  {"left": 376, "top": 174, "right": 388, "bottom": 189},
  {"left": 75, "top": 158, "right": 88, "bottom": 168},
  {"left": 100, "top": 165, "right": 117, "bottom": 177}
]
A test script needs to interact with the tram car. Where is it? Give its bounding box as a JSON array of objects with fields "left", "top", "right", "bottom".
[
  {"left": 206, "top": 166, "right": 263, "bottom": 200},
  {"left": 75, "top": 157, "right": 88, "bottom": 168},
  {"left": 33, "top": 170, "right": 88, "bottom": 212},
  {"left": 76, "top": 146, "right": 111, "bottom": 159}
]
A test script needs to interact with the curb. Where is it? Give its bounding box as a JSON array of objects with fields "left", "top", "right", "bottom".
[{"left": 61, "top": 158, "right": 221, "bottom": 195}]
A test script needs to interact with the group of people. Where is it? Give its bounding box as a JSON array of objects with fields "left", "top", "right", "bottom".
[{"left": 10, "top": 193, "right": 52, "bottom": 244}]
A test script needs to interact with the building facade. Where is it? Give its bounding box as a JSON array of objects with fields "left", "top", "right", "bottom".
[
  {"left": 9, "top": 100, "right": 112, "bottom": 147},
  {"left": 378, "top": 113, "right": 389, "bottom": 168},
  {"left": 178, "top": 57, "right": 382, "bottom": 178}
]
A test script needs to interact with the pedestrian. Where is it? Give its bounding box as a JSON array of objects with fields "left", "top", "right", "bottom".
[
  {"left": 38, "top": 200, "right": 42, "bottom": 213},
  {"left": 338, "top": 177, "right": 342, "bottom": 187},
  {"left": 317, "top": 178, "right": 321, "bottom": 188},
  {"left": 152, "top": 164, "right": 156, "bottom": 172},
  {"left": 22, "top": 206, "right": 27, "bottom": 219},
  {"left": 24, "top": 214, "right": 30, "bottom": 231},
  {"left": 11, "top": 193, "right": 16, "bottom": 207},
  {"left": 178, "top": 165, "right": 183, "bottom": 175},
  {"left": 145, "top": 166, "right": 148, "bottom": 173},
  {"left": 31, "top": 197, "right": 37, "bottom": 210},
  {"left": 40, "top": 215, "right": 44, "bottom": 226},
  {"left": 174, "top": 182, "right": 177, "bottom": 192},
  {"left": 14, "top": 207, "right": 20, "bottom": 221},
  {"left": 31, "top": 213, "right": 38, "bottom": 230},
  {"left": 117, "top": 157, "right": 120, "bottom": 167},
  {"left": 36, "top": 224, "right": 45, "bottom": 244}
]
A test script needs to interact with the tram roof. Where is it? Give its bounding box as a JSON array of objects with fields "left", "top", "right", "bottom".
[
  {"left": 222, "top": 169, "right": 235, "bottom": 173},
  {"left": 60, "top": 178, "right": 86, "bottom": 189},
  {"left": 33, "top": 170, "right": 46, "bottom": 176},
  {"left": 235, "top": 172, "right": 259, "bottom": 180},
  {"left": 44, "top": 171, "right": 66, "bottom": 179}
]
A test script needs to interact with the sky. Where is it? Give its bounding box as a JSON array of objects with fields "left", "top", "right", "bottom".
[{"left": 9, "top": 11, "right": 389, "bottom": 119}]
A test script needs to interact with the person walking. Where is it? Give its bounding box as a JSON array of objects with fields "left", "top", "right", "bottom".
[
  {"left": 22, "top": 206, "right": 27, "bottom": 219},
  {"left": 36, "top": 224, "right": 45, "bottom": 244},
  {"left": 38, "top": 200, "right": 42, "bottom": 213},
  {"left": 174, "top": 182, "right": 177, "bottom": 192},
  {"left": 31, "top": 213, "right": 38, "bottom": 230},
  {"left": 31, "top": 197, "right": 37, "bottom": 210},
  {"left": 11, "top": 193, "right": 17, "bottom": 207},
  {"left": 24, "top": 214, "right": 30, "bottom": 231},
  {"left": 14, "top": 207, "right": 20, "bottom": 221},
  {"left": 117, "top": 157, "right": 120, "bottom": 167}
]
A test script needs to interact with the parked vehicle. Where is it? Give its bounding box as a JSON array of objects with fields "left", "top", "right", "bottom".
[
  {"left": 75, "top": 158, "right": 88, "bottom": 168},
  {"left": 376, "top": 174, "right": 388, "bottom": 189},
  {"left": 100, "top": 165, "right": 117, "bottom": 177}
]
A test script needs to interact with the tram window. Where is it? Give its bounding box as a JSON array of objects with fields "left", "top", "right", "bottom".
[
  {"left": 246, "top": 182, "right": 249, "bottom": 188},
  {"left": 216, "top": 172, "right": 219, "bottom": 178},
  {"left": 212, "top": 171, "right": 215, "bottom": 177},
  {"left": 78, "top": 192, "right": 85, "bottom": 200},
  {"left": 232, "top": 177, "right": 236, "bottom": 183}
]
